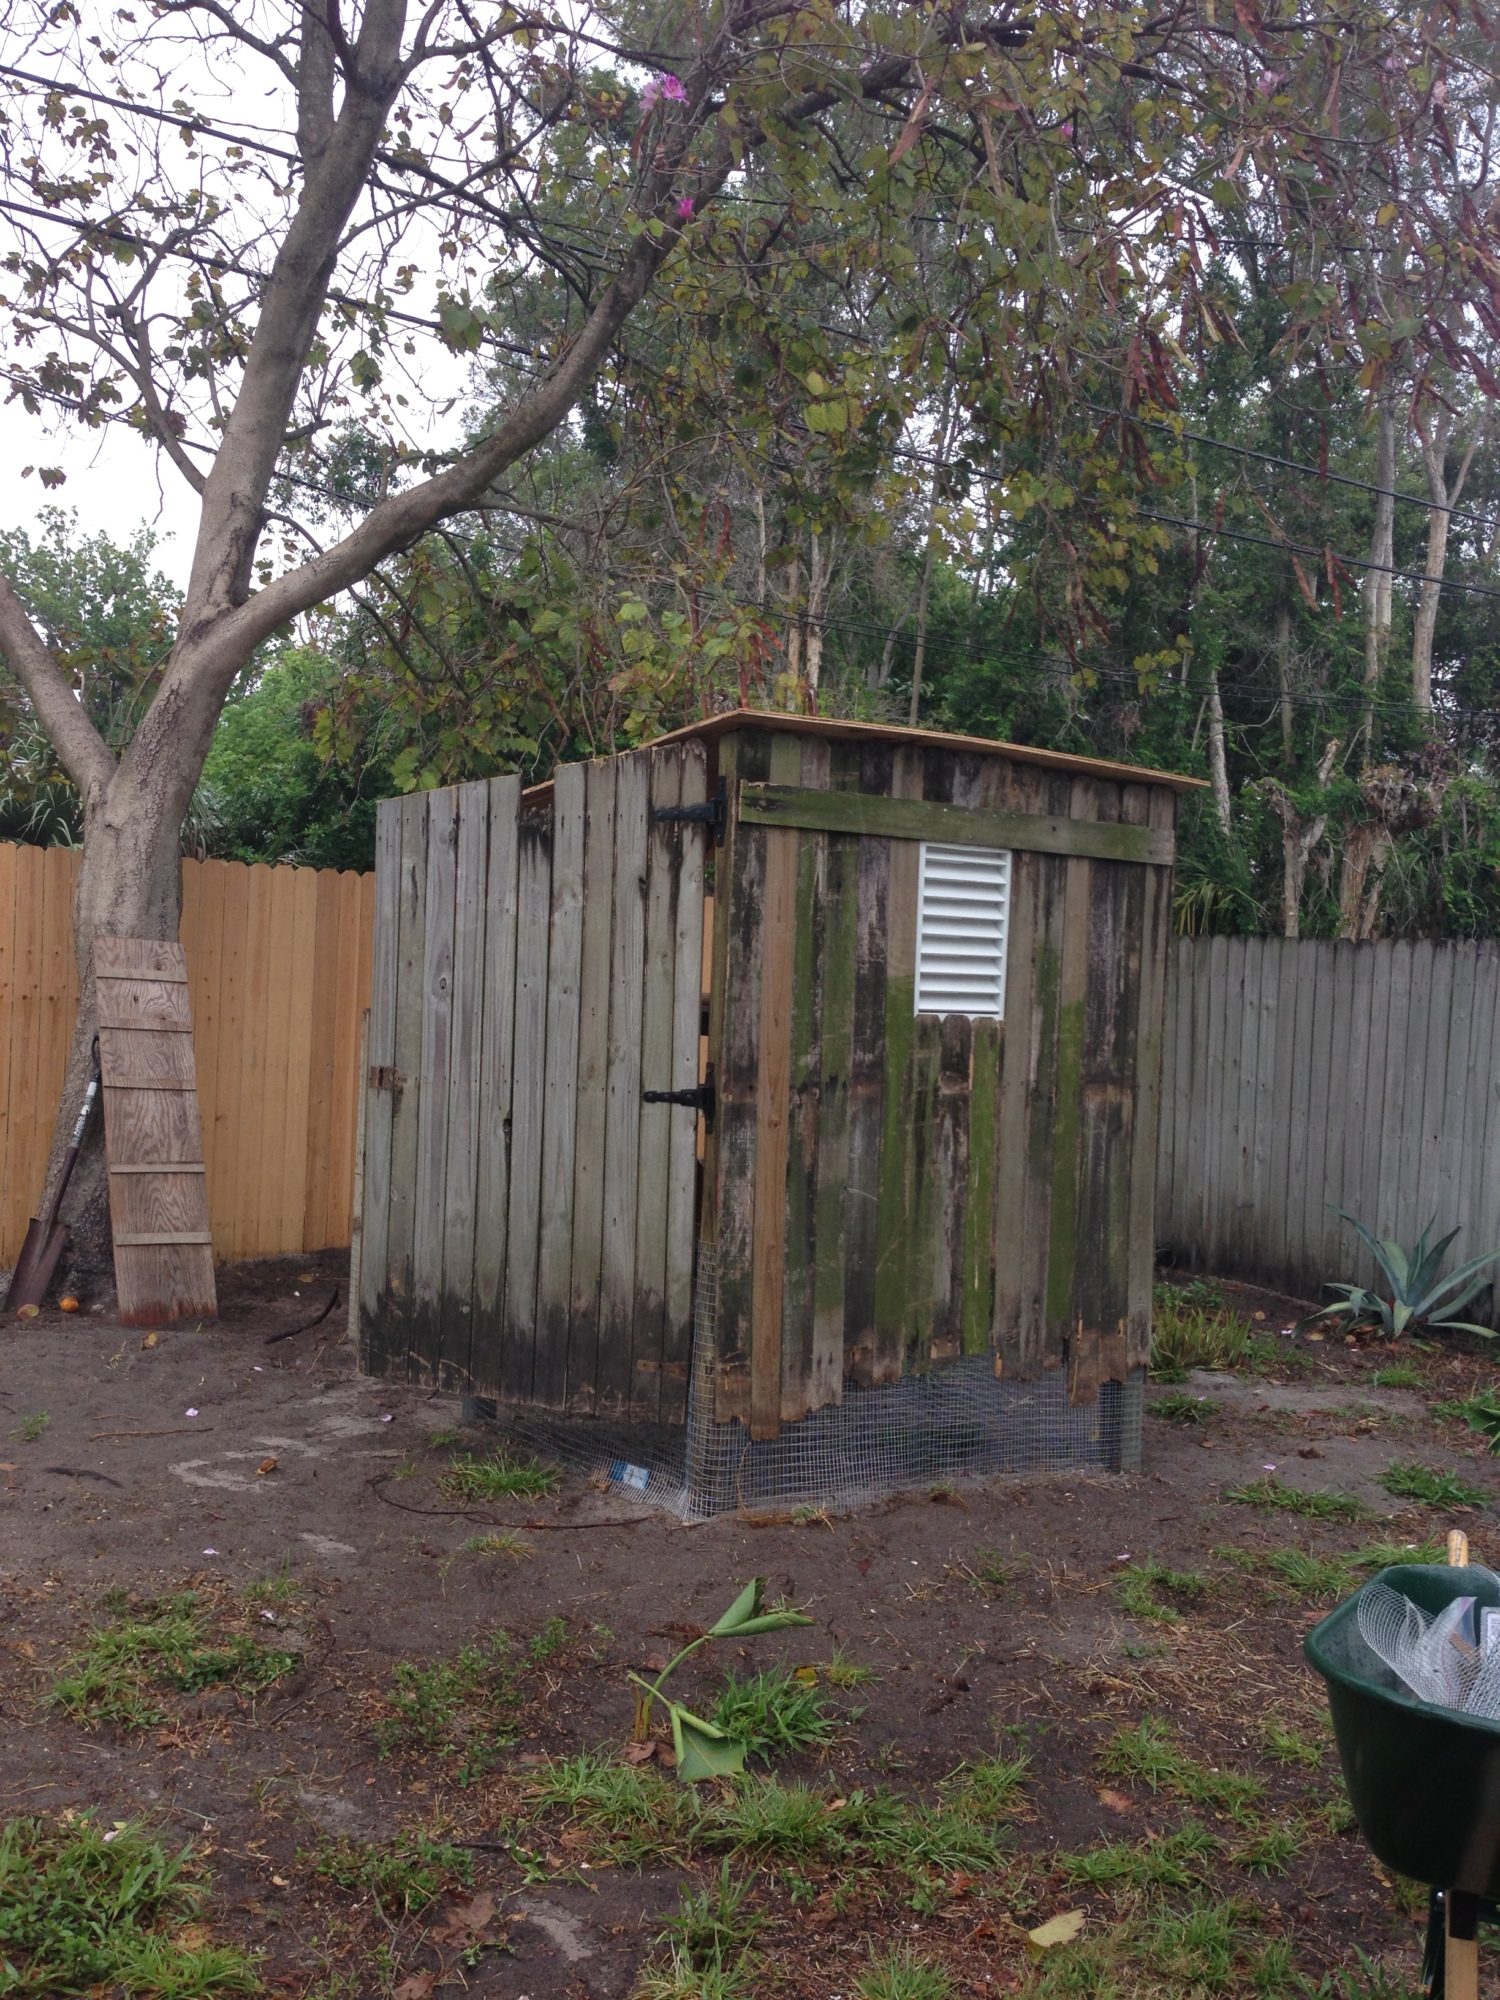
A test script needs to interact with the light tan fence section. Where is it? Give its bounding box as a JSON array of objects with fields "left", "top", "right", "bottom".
[
  {"left": 0, "top": 842, "right": 373, "bottom": 1265},
  {"left": 1159, "top": 936, "right": 1500, "bottom": 1316}
]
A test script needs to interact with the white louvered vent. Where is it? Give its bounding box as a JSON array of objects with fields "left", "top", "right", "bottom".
[{"left": 914, "top": 842, "right": 1012, "bottom": 1020}]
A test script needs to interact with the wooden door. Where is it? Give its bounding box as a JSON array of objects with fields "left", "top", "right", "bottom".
[
  {"left": 358, "top": 742, "right": 708, "bottom": 1419},
  {"left": 703, "top": 727, "right": 1176, "bottom": 1441}
]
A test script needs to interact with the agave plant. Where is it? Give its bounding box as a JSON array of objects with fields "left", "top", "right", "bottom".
[
  {"left": 1312, "top": 1212, "right": 1500, "bottom": 1339},
  {"left": 627, "top": 1578, "right": 813, "bottom": 1783}
]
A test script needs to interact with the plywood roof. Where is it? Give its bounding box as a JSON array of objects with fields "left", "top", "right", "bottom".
[
  {"left": 522, "top": 709, "right": 1205, "bottom": 802},
  {"left": 650, "top": 709, "right": 1205, "bottom": 790}
]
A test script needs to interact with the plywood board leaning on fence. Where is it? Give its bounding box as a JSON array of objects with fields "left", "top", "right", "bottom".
[{"left": 95, "top": 936, "right": 217, "bottom": 1324}]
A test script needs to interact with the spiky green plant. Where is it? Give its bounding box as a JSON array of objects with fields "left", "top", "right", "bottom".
[{"left": 1311, "top": 1212, "right": 1500, "bottom": 1339}]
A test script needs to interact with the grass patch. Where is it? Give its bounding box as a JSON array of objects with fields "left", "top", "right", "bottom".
[
  {"left": 13, "top": 1411, "right": 49, "bottom": 1443},
  {"left": 1098, "top": 1720, "right": 1264, "bottom": 1824},
  {"left": 1351, "top": 1537, "right": 1445, "bottom": 1568},
  {"left": 856, "top": 1952, "right": 955, "bottom": 2000},
  {"left": 1231, "top": 1817, "right": 1307, "bottom": 1875},
  {"left": 1371, "top": 1364, "right": 1426, "bottom": 1390},
  {"left": 1263, "top": 1549, "right": 1356, "bottom": 1598},
  {"left": 1431, "top": 1389, "right": 1500, "bottom": 1452},
  {"left": 1222, "top": 1477, "right": 1367, "bottom": 1522},
  {"left": 0, "top": 1814, "right": 259, "bottom": 1996},
  {"left": 1151, "top": 1289, "right": 1261, "bottom": 1381},
  {"left": 821, "top": 1649, "right": 878, "bottom": 1689},
  {"left": 1116, "top": 1559, "right": 1212, "bottom": 1622},
  {"left": 940, "top": 1751, "right": 1031, "bottom": 1822},
  {"left": 528, "top": 1753, "right": 693, "bottom": 1863},
  {"left": 1061, "top": 1824, "right": 1217, "bottom": 1891},
  {"left": 710, "top": 1668, "right": 841, "bottom": 1763},
  {"left": 636, "top": 1943, "right": 757, "bottom": 2000},
  {"left": 659, "top": 1862, "right": 767, "bottom": 1963},
  {"left": 309, "top": 1832, "right": 472, "bottom": 1916},
  {"left": 375, "top": 1630, "right": 522, "bottom": 1781},
  {"left": 1380, "top": 1461, "right": 1489, "bottom": 1509},
  {"left": 439, "top": 1447, "right": 559, "bottom": 1501},
  {"left": 1152, "top": 1391, "right": 1220, "bottom": 1425},
  {"left": 453, "top": 1531, "right": 532, "bottom": 1562},
  {"left": 50, "top": 1594, "right": 297, "bottom": 1730},
  {"left": 1260, "top": 1719, "right": 1325, "bottom": 1769},
  {"left": 241, "top": 1562, "right": 299, "bottom": 1607},
  {"left": 967, "top": 1548, "right": 1013, "bottom": 1597}
]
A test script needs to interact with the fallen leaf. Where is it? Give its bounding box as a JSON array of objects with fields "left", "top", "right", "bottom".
[
  {"left": 430, "top": 1889, "right": 499, "bottom": 1947},
  {"left": 640, "top": 1653, "right": 668, "bottom": 1672},
  {"left": 393, "top": 1976, "right": 437, "bottom": 2000},
  {"left": 256, "top": 1457, "right": 278, "bottom": 1477},
  {"left": 623, "top": 1739, "right": 657, "bottom": 1764},
  {"left": 1097, "top": 1788, "right": 1133, "bottom": 1814},
  {"left": 16, "top": 1304, "right": 39, "bottom": 1320},
  {"left": 1029, "top": 1911, "right": 1086, "bottom": 1953},
  {"left": 141, "top": 1331, "right": 159, "bottom": 1349},
  {"left": 297, "top": 1270, "right": 317, "bottom": 1282},
  {"left": 793, "top": 1665, "right": 819, "bottom": 1685},
  {"left": 175, "top": 1924, "right": 211, "bottom": 1951},
  {"left": 271, "top": 1874, "right": 289, "bottom": 1888}
]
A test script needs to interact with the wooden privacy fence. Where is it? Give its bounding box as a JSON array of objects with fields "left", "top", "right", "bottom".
[
  {"left": 0, "top": 841, "right": 373, "bottom": 1266},
  {"left": 1158, "top": 937, "right": 1500, "bottom": 1313}
]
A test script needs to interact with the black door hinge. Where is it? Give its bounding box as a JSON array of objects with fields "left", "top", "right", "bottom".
[
  {"left": 653, "top": 780, "right": 726, "bottom": 842},
  {"left": 642, "top": 1072, "right": 716, "bottom": 1130}
]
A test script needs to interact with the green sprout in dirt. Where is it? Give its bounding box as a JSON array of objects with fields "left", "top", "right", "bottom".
[
  {"left": 376, "top": 1630, "right": 520, "bottom": 1782},
  {"left": 1099, "top": 1719, "right": 1264, "bottom": 1824},
  {"left": 439, "top": 1447, "right": 558, "bottom": 1501},
  {"left": 1153, "top": 1391, "right": 1220, "bottom": 1425},
  {"left": 1380, "top": 1461, "right": 1490, "bottom": 1510},
  {"left": 1433, "top": 1387, "right": 1500, "bottom": 1453},
  {"left": 856, "top": 1951, "right": 954, "bottom": 2000},
  {"left": 1116, "top": 1559, "right": 1212, "bottom": 1622},
  {"left": 309, "top": 1831, "right": 473, "bottom": 1917},
  {"left": 1309, "top": 1212, "right": 1500, "bottom": 1340},
  {"left": 1372, "top": 1363, "right": 1426, "bottom": 1390},
  {"left": 629, "top": 1579, "right": 813, "bottom": 1783},
  {"left": 13, "top": 1412, "right": 49, "bottom": 1443},
  {"left": 51, "top": 1593, "right": 297, "bottom": 1730},
  {"left": 1222, "top": 1476, "right": 1367, "bottom": 1522},
  {"left": 709, "top": 1669, "right": 840, "bottom": 1765},
  {"left": 0, "top": 1814, "right": 259, "bottom": 1996}
]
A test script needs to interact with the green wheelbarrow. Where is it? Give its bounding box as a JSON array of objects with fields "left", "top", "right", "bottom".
[{"left": 1305, "top": 1546, "right": 1500, "bottom": 1999}]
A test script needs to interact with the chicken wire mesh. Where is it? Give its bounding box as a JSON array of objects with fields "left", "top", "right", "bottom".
[{"left": 486, "top": 1245, "right": 1144, "bottom": 1519}]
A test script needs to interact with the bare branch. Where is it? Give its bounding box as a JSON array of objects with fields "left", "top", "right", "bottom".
[{"left": 0, "top": 572, "right": 117, "bottom": 801}]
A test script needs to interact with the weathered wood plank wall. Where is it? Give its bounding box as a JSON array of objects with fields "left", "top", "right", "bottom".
[
  {"left": 359, "top": 743, "right": 708, "bottom": 1414},
  {"left": 705, "top": 726, "right": 1178, "bottom": 1436},
  {"left": 0, "top": 842, "right": 373, "bottom": 1266},
  {"left": 1159, "top": 937, "right": 1500, "bottom": 1316}
]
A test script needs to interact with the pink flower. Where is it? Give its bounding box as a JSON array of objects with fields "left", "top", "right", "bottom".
[
  {"left": 675, "top": 196, "right": 696, "bottom": 220},
  {"left": 641, "top": 73, "right": 688, "bottom": 113},
  {"left": 1256, "top": 70, "right": 1285, "bottom": 96},
  {"left": 1060, "top": 120, "right": 1074, "bottom": 138}
]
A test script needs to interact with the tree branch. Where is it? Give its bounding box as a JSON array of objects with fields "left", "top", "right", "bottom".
[{"left": 0, "top": 572, "right": 118, "bottom": 800}]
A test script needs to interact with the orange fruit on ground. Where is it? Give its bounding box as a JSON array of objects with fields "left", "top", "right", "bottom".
[{"left": 59, "top": 1296, "right": 79, "bottom": 1313}]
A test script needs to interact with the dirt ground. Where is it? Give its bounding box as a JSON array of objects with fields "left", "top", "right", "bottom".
[{"left": 2, "top": 1258, "right": 1498, "bottom": 1999}]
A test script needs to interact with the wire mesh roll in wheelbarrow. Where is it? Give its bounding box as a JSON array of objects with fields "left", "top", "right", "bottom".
[{"left": 1306, "top": 1565, "right": 1500, "bottom": 1898}]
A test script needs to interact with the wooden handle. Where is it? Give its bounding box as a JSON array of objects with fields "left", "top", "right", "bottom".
[{"left": 1448, "top": 1530, "right": 1471, "bottom": 1568}]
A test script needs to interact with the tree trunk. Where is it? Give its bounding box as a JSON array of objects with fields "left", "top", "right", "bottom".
[
  {"left": 908, "top": 380, "right": 955, "bottom": 727},
  {"left": 1359, "top": 398, "right": 1396, "bottom": 757},
  {"left": 1412, "top": 409, "right": 1482, "bottom": 714},
  {"left": 1275, "top": 598, "right": 1294, "bottom": 764},
  {"left": 1205, "top": 668, "right": 1232, "bottom": 835},
  {"left": 36, "top": 772, "right": 190, "bottom": 1291}
]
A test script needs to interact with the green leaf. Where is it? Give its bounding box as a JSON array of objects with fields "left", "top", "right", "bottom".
[
  {"left": 669, "top": 1703, "right": 746, "bottom": 1782},
  {"left": 708, "top": 1580, "right": 765, "bottom": 1635}
]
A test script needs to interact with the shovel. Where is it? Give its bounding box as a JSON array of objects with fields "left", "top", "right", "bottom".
[{"left": 4, "top": 1054, "right": 101, "bottom": 1311}]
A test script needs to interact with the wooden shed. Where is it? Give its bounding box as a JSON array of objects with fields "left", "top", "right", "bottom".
[{"left": 356, "top": 713, "right": 1195, "bottom": 1491}]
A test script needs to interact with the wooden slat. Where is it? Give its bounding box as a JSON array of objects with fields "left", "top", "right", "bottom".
[
  {"left": 745, "top": 735, "right": 801, "bottom": 1440},
  {"left": 276, "top": 865, "right": 318, "bottom": 1257},
  {"left": 300, "top": 869, "right": 344, "bottom": 1254},
  {"left": 740, "top": 784, "right": 1175, "bottom": 864},
  {"left": 631, "top": 750, "right": 681, "bottom": 1418},
  {"left": 534, "top": 763, "right": 585, "bottom": 1410},
  {"left": 662, "top": 742, "right": 708, "bottom": 1424},
  {"left": 438, "top": 784, "right": 490, "bottom": 1393},
  {"left": 97, "top": 1027, "right": 195, "bottom": 1085},
  {"left": 385, "top": 797, "right": 430, "bottom": 1347},
  {"left": 502, "top": 811, "right": 553, "bottom": 1402},
  {"left": 469, "top": 776, "right": 522, "bottom": 1396},
  {"left": 709, "top": 730, "right": 767, "bottom": 1419},
  {"left": 870, "top": 747, "right": 923, "bottom": 1387},
  {"left": 991, "top": 771, "right": 1043, "bottom": 1376},
  {"left": 1126, "top": 786, "right": 1176, "bottom": 1370},
  {"left": 359, "top": 812, "right": 402, "bottom": 1369},
  {"left": 410, "top": 785, "right": 457, "bottom": 1385},
  {"left": 597, "top": 751, "right": 650, "bottom": 1415},
  {"left": 781, "top": 735, "right": 826, "bottom": 1421},
  {"left": 809, "top": 743, "right": 859, "bottom": 1407},
  {"left": 566, "top": 759, "right": 617, "bottom": 1411}
]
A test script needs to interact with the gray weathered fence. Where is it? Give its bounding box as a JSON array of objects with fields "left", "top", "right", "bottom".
[{"left": 1158, "top": 937, "right": 1500, "bottom": 1313}]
